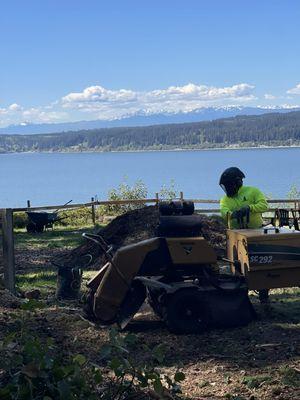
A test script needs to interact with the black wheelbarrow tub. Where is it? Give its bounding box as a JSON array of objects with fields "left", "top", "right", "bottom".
[{"left": 26, "top": 211, "right": 58, "bottom": 225}]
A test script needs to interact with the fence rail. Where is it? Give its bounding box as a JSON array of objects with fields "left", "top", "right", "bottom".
[
  {"left": 1, "top": 195, "right": 300, "bottom": 293},
  {"left": 12, "top": 197, "right": 300, "bottom": 213}
]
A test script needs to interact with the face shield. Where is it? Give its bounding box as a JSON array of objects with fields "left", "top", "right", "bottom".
[{"left": 220, "top": 179, "right": 241, "bottom": 197}]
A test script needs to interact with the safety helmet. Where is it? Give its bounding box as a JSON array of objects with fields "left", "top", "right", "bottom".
[{"left": 219, "top": 167, "right": 245, "bottom": 197}]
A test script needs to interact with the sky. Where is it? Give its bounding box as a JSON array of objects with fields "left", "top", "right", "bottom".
[{"left": 1, "top": 0, "right": 300, "bottom": 127}]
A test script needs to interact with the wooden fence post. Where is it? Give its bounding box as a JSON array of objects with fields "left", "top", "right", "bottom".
[
  {"left": 155, "top": 193, "right": 159, "bottom": 206},
  {"left": 2, "top": 209, "right": 15, "bottom": 293},
  {"left": 91, "top": 197, "right": 96, "bottom": 225}
]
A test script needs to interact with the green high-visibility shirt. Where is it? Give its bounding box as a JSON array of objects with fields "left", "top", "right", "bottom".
[{"left": 220, "top": 186, "right": 269, "bottom": 229}]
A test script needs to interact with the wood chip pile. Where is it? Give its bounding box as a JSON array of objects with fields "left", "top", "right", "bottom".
[{"left": 55, "top": 206, "right": 226, "bottom": 269}]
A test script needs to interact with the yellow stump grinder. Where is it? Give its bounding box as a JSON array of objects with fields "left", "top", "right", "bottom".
[{"left": 83, "top": 202, "right": 300, "bottom": 334}]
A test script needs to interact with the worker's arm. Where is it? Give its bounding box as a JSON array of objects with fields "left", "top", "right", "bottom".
[
  {"left": 248, "top": 188, "right": 269, "bottom": 214},
  {"left": 220, "top": 197, "right": 232, "bottom": 221}
]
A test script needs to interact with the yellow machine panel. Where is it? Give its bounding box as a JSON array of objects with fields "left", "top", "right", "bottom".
[
  {"left": 227, "top": 228, "right": 300, "bottom": 289},
  {"left": 93, "top": 238, "right": 161, "bottom": 322},
  {"left": 167, "top": 237, "right": 217, "bottom": 265}
]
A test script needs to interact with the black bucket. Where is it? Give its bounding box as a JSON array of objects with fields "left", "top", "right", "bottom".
[{"left": 56, "top": 266, "right": 83, "bottom": 300}]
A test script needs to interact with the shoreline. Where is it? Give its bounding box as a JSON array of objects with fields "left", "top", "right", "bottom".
[{"left": 2, "top": 144, "right": 300, "bottom": 156}]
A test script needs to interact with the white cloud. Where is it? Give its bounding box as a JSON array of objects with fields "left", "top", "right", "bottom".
[
  {"left": 264, "top": 94, "right": 276, "bottom": 100},
  {"left": 287, "top": 83, "right": 300, "bottom": 95},
  {"left": 0, "top": 82, "right": 257, "bottom": 127},
  {"left": 62, "top": 86, "right": 137, "bottom": 104},
  {"left": 147, "top": 83, "right": 255, "bottom": 100},
  {"left": 60, "top": 82, "right": 256, "bottom": 119},
  {"left": 0, "top": 103, "right": 68, "bottom": 127},
  {"left": 8, "top": 103, "right": 22, "bottom": 111}
]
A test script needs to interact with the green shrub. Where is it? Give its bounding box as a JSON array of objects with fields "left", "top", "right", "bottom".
[
  {"left": 0, "top": 300, "right": 95, "bottom": 400},
  {"left": 99, "top": 178, "right": 179, "bottom": 216},
  {"left": 287, "top": 184, "right": 300, "bottom": 200},
  {"left": 58, "top": 207, "right": 93, "bottom": 227},
  {"left": 13, "top": 212, "right": 28, "bottom": 229},
  {"left": 158, "top": 179, "right": 178, "bottom": 200},
  {"left": 99, "top": 179, "right": 148, "bottom": 216},
  {"left": 98, "top": 328, "right": 185, "bottom": 399},
  {"left": 0, "top": 302, "right": 185, "bottom": 400}
]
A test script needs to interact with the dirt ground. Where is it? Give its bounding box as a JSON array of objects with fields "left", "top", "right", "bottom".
[{"left": 0, "top": 285, "right": 300, "bottom": 400}]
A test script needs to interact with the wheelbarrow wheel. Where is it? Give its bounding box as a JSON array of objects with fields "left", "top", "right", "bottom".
[
  {"left": 26, "top": 222, "right": 36, "bottom": 233},
  {"left": 36, "top": 224, "right": 44, "bottom": 233},
  {"left": 163, "top": 288, "right": 207, "bottom": 334}
]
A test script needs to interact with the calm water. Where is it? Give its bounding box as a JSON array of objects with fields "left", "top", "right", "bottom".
[{"left": 0, "top": 148, "right": 299, "bottom": 208}]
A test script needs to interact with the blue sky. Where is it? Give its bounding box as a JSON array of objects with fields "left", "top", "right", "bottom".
[{"left": 1, "top": 0, "right": 300, "bottom": 126}]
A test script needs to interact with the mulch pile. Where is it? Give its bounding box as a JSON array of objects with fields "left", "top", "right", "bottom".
[{"left": 55, "top": 206, "right": 226, "bottom": 269}]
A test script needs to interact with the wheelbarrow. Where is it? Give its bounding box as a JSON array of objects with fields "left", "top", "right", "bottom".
[{"left": 26, "top": 200, "right": 72, "bottom": 233}]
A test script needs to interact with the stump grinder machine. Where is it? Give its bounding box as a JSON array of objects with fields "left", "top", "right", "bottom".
[{"left": 83, "top": 202, "right": 300, "bottom": 334}]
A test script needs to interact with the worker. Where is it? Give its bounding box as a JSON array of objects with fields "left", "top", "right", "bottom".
[
  {"left": 219, "top": 167, "right": 270, "bottom": 303},
  {"left": 219, "top": 167, "right": 268, "bottom": 229}
]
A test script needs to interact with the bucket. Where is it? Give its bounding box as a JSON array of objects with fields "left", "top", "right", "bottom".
[{"left": 56, "top": 266, "right": 83, "bottom": 300}]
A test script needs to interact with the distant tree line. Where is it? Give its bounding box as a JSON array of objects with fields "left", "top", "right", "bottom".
[{"left": 1, "top": 110, "right": 300, "bottom": 153}]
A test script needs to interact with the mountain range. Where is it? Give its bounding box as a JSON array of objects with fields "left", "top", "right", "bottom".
[
  {"left": 1, "top": 109, "right": 300, "bottom": 153},
  {"left": 1, "top": 106, "right": 299, "bottom": 135}
]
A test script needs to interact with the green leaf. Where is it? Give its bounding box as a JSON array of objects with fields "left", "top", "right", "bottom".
[
  {"left": 174, "top": 371, "right": 185, "bottom": 382},
  {"left": 52, "top": 366, "right": 66, "bottom": 380},
  {"left": 153, "top": 378, "right": 163, "bottom": 394},
  {"left": 93, "top": 369, "right": 103, "bottom": 384},
  {"left": 99, "top": 344, "right": 112, "bottom": 360},
  {"left": 124, "top": 333, "right": 138, "bottom": 346},
  {"left": 152, "top": 343, "right": 166, "bottom": 364},
  {"left": 109, "top": 357, "right": 122, "bottom": 371},
  {"left": 57, "top": 380, "right": 71, "bottom": 399},
  {"left": 73, "top": 354, "right": 86, "bottom": 366}
]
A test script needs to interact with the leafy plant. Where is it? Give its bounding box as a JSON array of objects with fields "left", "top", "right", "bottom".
[
  {"left": 287, "top": 184, "right": 300, "bottom": 201},
  {"left": 158, "top": 179, "right": 178, "bottom": 200},
  {"left": 13, "top": 212, "right": 28, "bottom": 229},
  {"left": 0, "top": 300, "right": 95, "bottom": 400},
  {"left": 99, "top": 179, "right": 148, "bottom": 215},
  {"left": 98, "top": 328, "right": 185, "bottom": 399},
  {"left": 0, "top": 303, "right": 184, "bottom": 400},
  {"left": 58, "top": 207, "right": 94, "bottom": 227}
]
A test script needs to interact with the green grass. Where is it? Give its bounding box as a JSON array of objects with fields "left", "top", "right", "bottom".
[
  {"left": 16, "top": 269, "right": 98, "bottom": 296},
  {"left": 13, "top": 224, "right": 103, "bottom": 296},
  {"left": 14, "top": 224, "right": 103, "bottom": 251},
  {"left": 279, "top": 366, "right": 300, "bottom": 388},
  {"left": 16, "top": 270, "right": 57, "bottom": 293}
]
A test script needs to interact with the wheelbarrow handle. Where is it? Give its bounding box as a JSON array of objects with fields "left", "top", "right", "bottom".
[
  {"left": 82, "top": 233, "right": 129, "bottom": 288},
  {"left": 53, "top": 200, "right": 73, "bottom": 214},
  {"left": 82, "top": 233, "right": 110, "bottom": 252}
]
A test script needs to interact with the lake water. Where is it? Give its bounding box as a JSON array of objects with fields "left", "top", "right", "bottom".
[{"left": 0, "top": 148, "right": 299, "bottom": 208}]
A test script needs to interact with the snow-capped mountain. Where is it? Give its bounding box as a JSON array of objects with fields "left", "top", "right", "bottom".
[{"left": 1, "top": 106, "right": 299, "bottom": 135}]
